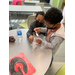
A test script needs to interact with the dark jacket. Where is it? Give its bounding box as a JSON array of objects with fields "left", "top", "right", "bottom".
[{"left": 27, "top": 21, "right": 46, "bottom": 38}]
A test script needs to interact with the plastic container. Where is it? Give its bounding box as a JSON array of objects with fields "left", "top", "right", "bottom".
[{"left": 17, "top": 26, "right": 23, "bottom": 42}]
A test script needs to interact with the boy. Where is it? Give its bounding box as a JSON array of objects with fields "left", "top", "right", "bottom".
[
  {"left": 27, "top": 11, "right": 46, "bottom": 43},
  {"left": 34, "top": 7, "right": 65, "bottom": 66}
]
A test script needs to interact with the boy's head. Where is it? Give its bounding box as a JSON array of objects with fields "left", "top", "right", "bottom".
[
  {"left": 44, "top": 7, "right": 63, "bottom": 29},
  {"left": 34, "top": 11, "right": 45, "bottom": 23}
]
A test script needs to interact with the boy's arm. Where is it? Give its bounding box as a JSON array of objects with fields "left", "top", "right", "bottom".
[
  {"left": 41, "top": 36, "right": 63, "bottom": 49},
  {"left": 27, "top": 23, "right": 34, "bottom": 38},
  {"left": 40, "top": 27, "right": 47, "bottom": 33}
]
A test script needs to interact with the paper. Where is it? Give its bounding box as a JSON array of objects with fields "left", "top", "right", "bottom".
[
  {"left": 19, "top": 21, "right": 28, "bottom": 29},
  {"left": 9, "top": 52, "right": 36, "bottom": 75}
]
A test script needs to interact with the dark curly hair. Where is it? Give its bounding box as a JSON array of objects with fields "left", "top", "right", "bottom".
[
  {"left": 44, "top": 7, "right": 63, "bottom": 24},
  {"left": 35, "top": 11, "right": 45, "bottom": 18}
]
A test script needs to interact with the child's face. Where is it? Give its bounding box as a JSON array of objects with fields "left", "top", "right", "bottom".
[
  {"left": 35, "top": 14, "right": 44, "bottom": 23},
  {"left": 44, "top": 20, "right": 55, "bottom": 29}
]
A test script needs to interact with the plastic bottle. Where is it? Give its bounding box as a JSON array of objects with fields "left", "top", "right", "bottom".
[{"left": 17, "top": 26, "right": 23, "bottom": 42}]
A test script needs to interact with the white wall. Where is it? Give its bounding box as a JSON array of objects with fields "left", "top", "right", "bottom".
[{"left": 49, "top": 0, "right": 53, "bottom": 5}]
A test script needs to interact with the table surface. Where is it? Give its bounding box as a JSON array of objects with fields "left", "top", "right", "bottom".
[
  {"left": 9, "top": 29, "right": 52, "bottom": 75},
  {"left": 9, "top": 0, "right": 40, "bottom": 3},
  {"left": 9, "top": 5, "right": 42, "bottom": 12}
]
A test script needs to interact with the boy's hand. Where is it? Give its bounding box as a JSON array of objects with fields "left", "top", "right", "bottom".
[
  {"left": 34, "top": 27, "right": 41, "bottom": 34},
  {"left": 9, "top": 36, "right": 15, "bottom": 42},
  {"left": 28, "top": 35, "right": 34, "bottom": 44},
  {"left": 34, "top": 32, "right": 40, "bottom": 36},
  {"left": 34, "top": 32, "right": 40, "bottom": 35},
  {"left": 35, "top": 39, "right": 42, "bottom": 45}
]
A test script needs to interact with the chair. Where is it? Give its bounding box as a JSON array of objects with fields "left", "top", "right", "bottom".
[
  {"left": 35, "top": 3, "right": 45, "bottom": 13},
  {"left": 27, "top": 15, "right": 35, "bottom": 28},
  {"left": 55, "top": 65, "right": 65, "bottom": 75},
  {"left": 19, "top": 15, "right": 35, "bottom": 29}
]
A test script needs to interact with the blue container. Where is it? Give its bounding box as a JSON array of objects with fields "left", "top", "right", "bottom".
[{"left": 17, "top": 30, "right": 22, "bottom": 36}]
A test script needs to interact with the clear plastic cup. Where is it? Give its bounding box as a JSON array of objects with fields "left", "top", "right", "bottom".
[
  {"left": 31, "top": 33, "right": 46, "bottom": 51},
  {"left": 31, "top": 37, "right": 38, "bottom": 51}
]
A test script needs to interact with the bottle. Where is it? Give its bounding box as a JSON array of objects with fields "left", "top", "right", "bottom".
[{"left": 17, "top": 26, "right": 23, "bottom": 42}]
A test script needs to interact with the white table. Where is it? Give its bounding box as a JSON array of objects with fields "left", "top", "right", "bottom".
[
  {"left": 9, "top": 5, "right": 42, "bottom": 12},
  {"left": 25, "top": 1, "right": 39, "bottom": 3},
  {"left": 9, "top": 29, "right": 52, "bottom": 75}
]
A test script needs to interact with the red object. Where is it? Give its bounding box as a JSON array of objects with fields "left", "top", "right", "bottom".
[
  {"left": 12, "top": 0, "right": 25, "bottom": 5},
  {"left": 9, "top": 52, "right": 36, "bottom": 75}
]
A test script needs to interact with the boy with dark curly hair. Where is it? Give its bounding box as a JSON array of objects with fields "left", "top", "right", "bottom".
[{"left": 34, "top": 7, "right": 65, "bottom": 66}]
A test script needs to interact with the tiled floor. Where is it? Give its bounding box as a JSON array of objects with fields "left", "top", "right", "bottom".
[
  {"left": 9, "top": 3, "right": 65, "bottom": 75},
  {"left": 9, "top": 19, "right": 26, "bottom": 29}
]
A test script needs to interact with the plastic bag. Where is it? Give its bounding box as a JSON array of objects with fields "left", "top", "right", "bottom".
[{"left": 12, "top": 0, "right": 25, "bottom": 5}]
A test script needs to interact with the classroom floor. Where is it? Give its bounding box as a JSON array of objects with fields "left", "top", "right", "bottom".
[
  {"left": 9, "top": 3, "right": 65, "bottom": 75},
  {"left": 45, "top": 40, "right": 65, "bottom": 75}
]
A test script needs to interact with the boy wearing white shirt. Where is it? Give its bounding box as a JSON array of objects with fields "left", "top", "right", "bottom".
[{"left": 34, "top": 7, "right": 65, "bottom": 66}]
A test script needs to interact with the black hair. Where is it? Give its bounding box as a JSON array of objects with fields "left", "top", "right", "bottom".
[
  {"left": 35, "top": 11, "right": 45, "bottom": 18},
  {"left": 44, "top": 7, "right": 63, "bottom": 24}
]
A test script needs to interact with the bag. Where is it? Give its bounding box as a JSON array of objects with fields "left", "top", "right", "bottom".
[{"left": 12, "top": 0, "right": 25, "bottom": 5}]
